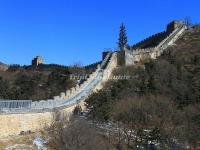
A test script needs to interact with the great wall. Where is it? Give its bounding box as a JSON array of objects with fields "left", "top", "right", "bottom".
[{"left": 0, "top": 20, "right": 187, "bottom": 138}]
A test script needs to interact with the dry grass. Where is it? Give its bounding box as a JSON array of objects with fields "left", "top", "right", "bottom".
[
  {"left": 174, "top": 26, "right": 200, "bottom": 56},
  {"left": 0, "top": 133, "right": 38, "bottom": 150}
]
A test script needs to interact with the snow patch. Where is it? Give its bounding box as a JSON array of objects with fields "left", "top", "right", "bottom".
[{"left": 33, "top": 137, "right": 48, "bottom": 150}]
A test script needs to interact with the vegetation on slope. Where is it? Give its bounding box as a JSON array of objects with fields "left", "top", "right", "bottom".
[
  {"left": 46, "top": 113, "right": 114, "bottom": 150},
  {"left": 0, "top": 64, "right": 96, "bottom": 100},
  {"left": 85, "top": 26, "right": 200, "bottom": 149}
]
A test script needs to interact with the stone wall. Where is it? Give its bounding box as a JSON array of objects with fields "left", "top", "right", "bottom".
[
  {"left": 132, "top": 31, "right": 168, "bottom": 49},
  {"left": 131, "top": 21, "right": 184, "bottom": 50},
  {"left": 84, "top": 61, "right": 101, "bottom": 73},
  {"left": 0, "top": 21, "right": 187, "bottom": 138},
  {"left": 0, "top": 63, "right": 101, "bottom": 112},
  {"left": 102, "top": 52, "right": 118, "bottom": 82},
  {"left": 0, "top": 52, "right": 115, "bottom": 138},
  {"left": 95, "top": 52, "right": 118, "bottom": 90},
  {"left": 122, "top": 22, "right": 187, "bottom": 65},
  {"left": 117, "top": 51, "right": 126, "bottom": 66},
  {"left": 166, "top": 20, "right": 184, "bottom": 34},
  {"left": 0, "top": 101, "right": 85, "bottom": 138}
]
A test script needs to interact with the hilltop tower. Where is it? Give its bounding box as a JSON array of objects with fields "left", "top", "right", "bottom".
[
  {"left": 32, "top": 56, "right": 43, "bottom": 66},
  {"left": 113, "top": 20, "right": 186, "bottom": 66},
  {"left": 166, "top": 20, "right": 184, "bottom": 33}
]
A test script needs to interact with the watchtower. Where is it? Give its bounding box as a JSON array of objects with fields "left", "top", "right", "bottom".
[
  {"left": 166, "top": 20, "right": 184, "bottom": 33},
  {"left": 32, "top": 56, "right": 43, "bottom": 66}
]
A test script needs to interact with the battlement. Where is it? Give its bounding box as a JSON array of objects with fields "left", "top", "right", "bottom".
[
  {"left": 0, "top": 52, "right": 113, "bottom": 113},
  {"left": 166, "top": 20, "right": 184, "bottom": 33},
  {"left": 116, "top": 20, "right": 186, "bottom": 66},
  {"left": 131, "top": 20, "right": 185, "bottom": 50},
  {"left": 132, "top": 31, "right": 168, "bottom": 49},
  {"left": 0, "top": 20, "right": 187, "bottom": 138}
]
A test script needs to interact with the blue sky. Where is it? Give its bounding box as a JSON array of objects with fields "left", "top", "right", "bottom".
[{"left": 0, "top": 0, "right": 199, "bottom": 66}]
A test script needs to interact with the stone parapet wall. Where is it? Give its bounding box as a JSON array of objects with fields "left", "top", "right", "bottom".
[
  {"left": 0, "top": 62, "right": 102, "bottom": 112},
  {"left": 131, "top": 21, "right": 184, "bottom": 50},
  {"left": 0, "top": 21, "right": 187, "bottom": 138},
  {"left": 132, "top": 31, "right": 168, "bottom": 49},
  {"left": 0, "top": 101, "right": 85, "bottom": 138},
  {"left": 30, "top": 63, "right": 102, "bottom": 111},
  {"left": 0, "top": 53, "right": 113, "bottom": 113},
  {"left": 95, "top": 52, "right": 118, "bottom": 90},
  {"left": 158, "top": 24, "right": 187, "bottom": 51},
  {"left": 131, "top": 23, "right": 187, "bottom": 63},
  {"left": 102, "top": 52, "right": 118, "bottom": 82},
  {"left": 0, "top": 52, "right": 116, "bottom": 138}
]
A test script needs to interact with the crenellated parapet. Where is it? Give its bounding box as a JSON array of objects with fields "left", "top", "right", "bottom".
[
  {"left": 131, "top": 20, "right": 185, "bottom": 50},
  {"left": 117, "top": 20, "right": 187, "bottom": 65},
  {"left": 132, "top": 31, "right": 168, "bottom": 49},
  {"left": 0, "top": 20, "right": 188, "bottom": 138},
  {"left": 0, "top": 51, "right": 113, "bottom": 114},
  {"left": 102, "top": 52, "right": 118, "bottom": 82}
]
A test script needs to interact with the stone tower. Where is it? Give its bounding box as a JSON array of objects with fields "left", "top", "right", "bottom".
[
  {"left": 166, "top": 20, "right": 184, "bottom": 33},
  {"left": 32, "top": 56, "right": 43, "bottom": 66}
]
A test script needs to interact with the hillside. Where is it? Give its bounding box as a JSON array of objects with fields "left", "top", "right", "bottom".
[
  {"left": 85, "top": 26, "right": 200, "bottom": 149},
  {"left": 0, "top": 64, "right": 96, "bottom": 101}
]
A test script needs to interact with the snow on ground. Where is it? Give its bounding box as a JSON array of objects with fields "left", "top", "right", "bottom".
[
  {"left": 0, "top": 133, "right": 49, "bottom": 150},
  {"left": 33, "top": 137, "right": 48, "bottom": 150}
]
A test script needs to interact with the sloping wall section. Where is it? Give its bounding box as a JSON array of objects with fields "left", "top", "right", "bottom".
[
  {"left": 0, "top": 52, "right": 116, "bottom": 138},
  {"left": 0, "top": 21, "right": 187, "bottom": 138},
  {"left": 123, "top": 21, "right": 187, "bottom": 65}
]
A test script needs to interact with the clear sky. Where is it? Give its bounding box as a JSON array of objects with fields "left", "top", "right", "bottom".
[{"left": 0, "top": 0, "right": 199, "bottom": 66}]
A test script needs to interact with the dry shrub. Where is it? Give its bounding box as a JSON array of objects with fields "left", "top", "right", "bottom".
[{"left": 46, "top": 111, "right": 113, "bottom": 150}]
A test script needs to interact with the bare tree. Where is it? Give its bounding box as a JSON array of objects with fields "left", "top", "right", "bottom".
[
  {"left": 112, "top": 95, "right": 178, "bottom": 149},
  {"left": 46, "top": 111, "right": 113, "bottom": 150},
  {"left": 184, "top": 17, "right": 193, "bottom": 28}
]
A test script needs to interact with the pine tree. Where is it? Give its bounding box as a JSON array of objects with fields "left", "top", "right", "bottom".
[{"left": 117, "top": 23, "right": 128, "bottom": 51}]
